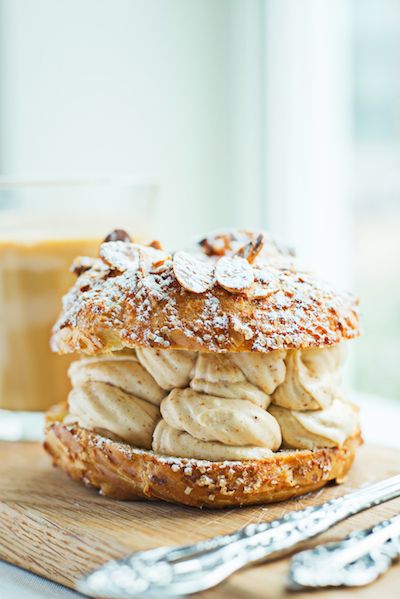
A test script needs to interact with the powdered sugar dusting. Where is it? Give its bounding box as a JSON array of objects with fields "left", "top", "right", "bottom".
[
  {"left": 99, "top": 241, "right": 140, "bottom": 272},
  {"left": 215, "top": 256, "right": 254, "bottom": 292},
  {"left": 173, "top": 251, "right": 214, "bottom": 293},
  {"left": 52, "top": 234, "right": 360, "bottom": 356}
]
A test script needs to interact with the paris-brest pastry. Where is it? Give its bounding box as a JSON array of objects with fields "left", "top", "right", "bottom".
[{"left": 45, "top": 230, "right": 361, "bottom": 507}]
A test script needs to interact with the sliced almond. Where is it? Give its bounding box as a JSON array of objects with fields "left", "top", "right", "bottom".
[
  {"left": 129, "top": 245, "right": 171, "bottom": 276},
  {"left": 99, "top": 241, "right": 139, "bottom": 272},
  {"left": 249, "top": 266, "right": 280, "bottom": 298},
  {"left": 199, "top": 233, "right": 231, "bottom": 256},
  {"left": 70, "top": 256, "right": 96, "bottom": 276},
  {"left": 132, "top": 244, "right": 171, "bottom": 268},
  {"left": 198, "top": 230, "right": 256, "bottom": 257},
  {"left": 148, "top": 239, "right": 163, "bottom": 250},
  {"left": 237, "top": 233, "right": 265, "bottom": 264},
  {"left": 215, "top": 256, "right": 254, "bottom": 293},
  {"left": 173, "top": 251, "right": 215, "bottom": 293},
  {"left": 249, "top": 283, "right": 279, "bottom": 299}
]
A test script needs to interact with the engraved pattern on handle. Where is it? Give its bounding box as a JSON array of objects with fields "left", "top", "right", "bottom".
[
  {"left": 288, "top": 514, "right": 400, "bottom": 589},
  {"left": 77, "top": 475, "right": 400, "bottom": 598}
]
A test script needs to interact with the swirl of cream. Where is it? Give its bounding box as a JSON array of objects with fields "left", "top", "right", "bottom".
[
  {"left": 153, "top": 420, "right": 274, "bottom": 461},
  {"left": 269, "top": 398, "right": 359, "bottom": 450},
  {"left": 302, "top": 343, "right": 346, "bottom": 372},
  {"left": 160, "top": 388, "right": 281, "bottom": 450},
  {"left": 190, "top": 353, "right": 270, "bottom": 408},
  {"left": 136, "top": 347, "right": 197, "bottom": 390},
  {"left": 232, "top": 350, "right": 287, "bottom": 394},
  {"left": 69, "top": 355, "right": 166, "bottom": 405},
  {"left": 68, "top": 381, "right": 160, "bottom": 448},
  {"left": 272, "top": 344, "right": 345, "bottom": 410}
]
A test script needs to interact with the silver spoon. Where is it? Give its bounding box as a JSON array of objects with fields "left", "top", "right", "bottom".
[
  {"left": 288, "top": 513, "right": 400, "bottom": 589},
  {"left": 78, "top": 475, "right": 400, "bottom": 598}
]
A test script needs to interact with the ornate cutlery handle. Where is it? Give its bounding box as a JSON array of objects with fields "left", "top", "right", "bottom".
[
  {"left": 288, "top": 514, "right": 400, "bottom": 589},
  {"left": 78, "top": 475, "right": 400, "bottom": 598}
]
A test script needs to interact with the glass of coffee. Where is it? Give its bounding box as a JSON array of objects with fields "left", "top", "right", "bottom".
[{"left": 0, "top": 176, "right": 157, "bottom": 440}]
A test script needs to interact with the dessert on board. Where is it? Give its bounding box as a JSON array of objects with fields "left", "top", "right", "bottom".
[{"left": 45, "top": 229, "right": 361, "bottom": 508}]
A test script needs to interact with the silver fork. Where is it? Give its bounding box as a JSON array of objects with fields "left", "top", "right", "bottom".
[
  {"left": 288, "top": 513, "right": 400, "bottom": 589},
  {"left": 77, "top": 475, "right": 400, "bottom": 598}
]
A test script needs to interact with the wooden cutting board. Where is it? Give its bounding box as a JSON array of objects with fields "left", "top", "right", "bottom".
[{"left": 0, "top": 441, "right": 399, "bottom": 598}]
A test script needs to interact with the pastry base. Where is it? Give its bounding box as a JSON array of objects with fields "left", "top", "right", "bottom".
[{"left": 44, "top": 404, "right": 362, "bottom": 508}]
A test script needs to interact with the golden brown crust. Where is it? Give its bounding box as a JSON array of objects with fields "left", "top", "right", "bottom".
[
  {"left": 51, "top": 232, "right": 360, "bottom": 356},
  {"left": 44, "top": 404, "right": 362, "bottom": 508}
]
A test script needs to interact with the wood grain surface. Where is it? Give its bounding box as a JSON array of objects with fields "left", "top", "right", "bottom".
[{"left": 0, "top": 442, "right": 399, "bottom": 598}]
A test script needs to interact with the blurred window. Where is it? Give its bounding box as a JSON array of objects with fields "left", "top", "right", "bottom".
[{"left": 352, "top": 0, "right": 400, "bottom": 399}]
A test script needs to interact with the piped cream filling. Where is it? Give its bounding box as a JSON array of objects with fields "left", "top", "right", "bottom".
[
  {"left": 66, "top": 343, "right": 359, "bottom": 460},
  {"left": 160, "top": 388, "right": 281, "bottom": 449},
  {"left": 153, "top": 421, "right": 275, "bottom": 461},
  {"left": 269, "top": 399, "right": 359, "bottom": 450},
  {"left": 67, "top": 380, "right": 160, "bottom": 448},
  {"left": 272, "top": 345, "right": 345, "bottom": 410}
]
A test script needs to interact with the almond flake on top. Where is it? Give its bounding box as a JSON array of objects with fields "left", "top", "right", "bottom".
[
  {"left": 70, "top": 256, "right": 97, "bottom": 276},
  {"left": 99, "top": 241, "right": 170, "bottom": 275},
  {"left": 173, "top": 251, "right": 215, "bottom": 293},
  {"left": 131, "top": 244, "right": 171, "bottom": 269},
  {"left": 249, "top": 284, "right": 279, "bottom": 300},
  {"left": 248, "top": 267, "right": 281, "bottom": 299},
  {"left": 236, "top": 233, "right": 265, "bottom": 264},
  {"left": 51, "top": 229, "right": 360, "bottom": 355},
  {"left": 215, "top": 256, "right": 254, "bottom": 293},
  {"left": 99, "top": 241, "right": 140, "bottom": 272}
]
